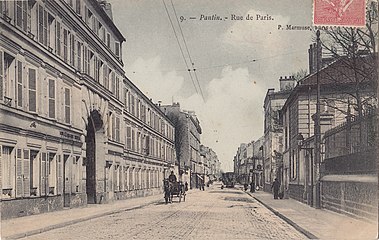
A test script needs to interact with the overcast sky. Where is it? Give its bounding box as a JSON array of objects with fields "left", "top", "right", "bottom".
[{"left": 108, "top": 0, "right": 313, "bottom": 171}]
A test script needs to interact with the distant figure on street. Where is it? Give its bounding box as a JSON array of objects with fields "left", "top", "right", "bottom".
[
  {"left": 168, "top": 171, "right": 177, "bottom": 183},
  {"left": 271, "top": 178, "right": 280, "bottom": 199},
  {"left": 184, "top": 182, "right": 189, "bottom": 191},
  {"left": 250, "top": 181, "right": 255, "bottom": 193}
]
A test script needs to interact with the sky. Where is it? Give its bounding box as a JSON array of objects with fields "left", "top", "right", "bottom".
[{"left": 108, "top": 0, "right": 313, "bottom": 171}]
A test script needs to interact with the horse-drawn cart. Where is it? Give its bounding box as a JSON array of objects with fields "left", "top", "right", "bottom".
[{"left": 163, "top": 180, "right": 186, "bottom": 204}]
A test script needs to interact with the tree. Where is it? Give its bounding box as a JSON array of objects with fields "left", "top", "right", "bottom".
[
  {"left": 316, "top": 1, "right": 378, "bottom": 117},
  {"left": 165, "top": 111, "right": 187, "bottom": 176},
  {"left": 291, "top": 69, "right": 308, "bottom": 82}
]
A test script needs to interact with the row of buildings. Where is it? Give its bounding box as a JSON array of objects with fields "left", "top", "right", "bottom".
[
  {"left": 0, "top": 0, "right": 220, "bottom": 219},
  {"left": 234, "top": 38, "right": 377, "bottom": 221}
]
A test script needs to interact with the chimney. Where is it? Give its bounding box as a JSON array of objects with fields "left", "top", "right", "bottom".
[
  {"left": 308, "top": 43, "right": 322, "bottom": 74},
  {"left": 98, "top": 1, "right": 113, "bottom": 20},
  {"left": 279, "top": 76, "right": 296, "bottom": 91}
]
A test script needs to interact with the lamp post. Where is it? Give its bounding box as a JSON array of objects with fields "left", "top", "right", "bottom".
[{"left": 315, "top": 30, "right": 321, "bottom": 209}]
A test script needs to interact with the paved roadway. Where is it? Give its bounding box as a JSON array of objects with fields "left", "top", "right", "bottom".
[{"left": 23, "top": 183, "right": 307, "bottom": 240}]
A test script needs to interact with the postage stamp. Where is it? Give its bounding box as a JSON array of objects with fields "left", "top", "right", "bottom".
[{"left": 313, "top": 0, "right": 366, "bottom": 27}]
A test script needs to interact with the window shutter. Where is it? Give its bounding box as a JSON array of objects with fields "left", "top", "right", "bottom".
[
  {"left": 48, "top": 79, "right": 55, "bottom": 118},
  {"left": 0, "top": 146, "right": 2, "bottom": 190},
  {"left": 28, "top": 68, "right": 36, "bottom": 112},
  {"left": 41, "top": 152, "right": 47, "bottom": 196},
  {"left": 16, "top": 148, "right": 23, "bottom": 197},
  {"left": 17, "top": 61, "right": 23, "bottom": 107},
  {"left": 23, "top": 149, "right": 30, "bottom": 196},
  {"left": 0, "top": 51, "right": 3, "bottom": 100},
  {"left": 57, "top": 155, "right": 62, "bottom": 194}
]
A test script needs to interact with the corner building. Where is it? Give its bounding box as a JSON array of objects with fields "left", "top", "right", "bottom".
[{"left": 0, "top": 0, "right": 175, "bottom": 219}]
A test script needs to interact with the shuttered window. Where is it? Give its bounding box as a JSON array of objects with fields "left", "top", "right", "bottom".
[
  {"left": 64, "top": 88, "right": 70, "bottom": 124},
  {"left": 115, "top": 76, "right": 119, "bottom": 99},
  {"left": 2, "top": 146, "right": 13, "bottom": 191},
  {"left": 111, "top": 72, "right": 115, "bottom": 95},
  {"left": 126, "top": 126, "right": 131, "bottom": 150},
  {"left": 28, "top": 68, "right": 36, "bottom": 112},
  {"left": 37, "top": 5, "right": 48, "bottom": 46},
  {"left": 63, "top": 29, "right": 69, "bottom": 62},
  {"left": 15, "top": 149, "right": 31, "bottom": 198},
  {"left": 115, "top": 41, "right": 120, "bottom": 58},
  {"left": 16, "top": 1, "right": 30, "bottom": 32},
  {"left": 103, "top": 64, "right": 109, "bottom": 90},
  {"left": 0, "top": 51, "right": 3, "bottom": 100},
  {"left": 70, "top": 34, "right": 75, "bottom": 66},
  {"left": 77, "top": 41, "right": 82, "bottom": 71},
  {"left": 48, "top": 79, "right": 55, "bottom": 118},
  {"left": 115, "top": 117, "right": 120, "bottom": 142},
  {"left": 131, "top": 129, "right": 135, "bottom": 151}
]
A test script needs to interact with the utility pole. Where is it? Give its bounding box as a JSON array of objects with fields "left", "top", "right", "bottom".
[{"left": 314, "top": 30, "right": 321, "bottom": 209}]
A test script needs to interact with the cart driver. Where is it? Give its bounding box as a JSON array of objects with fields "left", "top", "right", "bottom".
[{"left": 168, "top": 171, "right": 177, "bottom": 183}]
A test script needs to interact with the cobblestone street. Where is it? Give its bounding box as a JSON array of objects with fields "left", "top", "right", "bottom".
[{"left": 22, "top": 184, "right": 306, "bottom": 240}]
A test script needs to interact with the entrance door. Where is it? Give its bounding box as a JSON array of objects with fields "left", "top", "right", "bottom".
[
  {"left": 63, "top": 154, "right": 70, "bottom": 207},
  {"left": 85, "top": 110, "right": 104, "bottom": 204}
]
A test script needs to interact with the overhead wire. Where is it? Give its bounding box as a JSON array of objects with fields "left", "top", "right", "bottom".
[
  {"left": 170, "top": 0, "right": 205, "bottom": 101},
  {"left": 162, "top": 0, "right": 199, "bottom": 94}
]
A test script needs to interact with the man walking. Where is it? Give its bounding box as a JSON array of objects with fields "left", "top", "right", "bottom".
[{"left": 271, "top": 178, "right": 280, "bottom": 199}]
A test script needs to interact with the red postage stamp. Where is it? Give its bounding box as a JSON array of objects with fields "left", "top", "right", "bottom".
[{"left": 314, "top": 0, "right": 366, "bottom": 27}]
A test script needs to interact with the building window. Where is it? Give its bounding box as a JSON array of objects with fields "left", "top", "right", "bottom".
[
  {"left": 15, "top": 0, "right": 31, "bottom": 32},
  {"left": 126, "top": 126, "right": 131, "bottom": 150},
  {"left": 37, "top": 5, "right": 48, "bottom": 46},
  {"left": 70, "top": 34, "right": 75, "bottom": 66},
  {"left": 106, "top": 33, "right": 110, "bottom": 48},
  {"left": 103, "top": 64, "right": 109, "bottom": 90},
  {"left": 1, "top": 146, "right": 14, "bottom": 198},
  {"left": 75, "top": 0, "right": 81, "bottom": 15},
  {"left": 115, "top": 41, "right": 120, "bottom": 58},
  {"left": 131, "top": 129, "right": 135, "bottom": 151},
  {"left": 63, "top": 29, "right": 69, "bottom": 62},
  {"left": 115, "top": 117, "right": 120, "bottom": 142},
  {"left": 115, "top": 76, "right": 119, "bottom": 99},
  {"left": 16, "top": 149, "right": 31, "bottom": 197},
  {"left": 64, "top": 88, "right": 71, "bottom": 124},
  {"left": 48, "top": 79, "right": 55, "bottom": 118},
  {"left": 111, "top": 71, "right": 115, "bottom": 95},
  {"left": 48, "top": 152, "right": 56, "bottom": 195},
  {"left": 28, "top": 68, "right": 37, "bottom": 112}
]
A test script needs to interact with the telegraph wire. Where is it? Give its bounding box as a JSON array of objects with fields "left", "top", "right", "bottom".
[
  {"left": 128, "top": 49, "right": 307, "bottom": 74},
  {"left": 170, "top": 0, "right": 205, "bottom": 101},
  {"left": 162, "top": 0, "right": 199, "bottom": 94}
]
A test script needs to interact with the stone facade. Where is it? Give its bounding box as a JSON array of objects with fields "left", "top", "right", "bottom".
[
  {"left": 160, "top": 103, "right": 202, "bottom": 189},
  {"left": 0, "top": 0, "right": 175, "bottom": 219}
]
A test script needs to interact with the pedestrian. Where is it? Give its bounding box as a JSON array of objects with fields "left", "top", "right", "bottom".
[
  {"left": 271, "top": 178, "right": 280, "bottom": 199},
  {"left": 184, "top": 182, "right": 188, "bottom": 192},
  {"left": 250, "top": 181, "right": 255, "bottom": 193},
  {"left": 168, "top": 171, "right": 177, "bottom": 183}
]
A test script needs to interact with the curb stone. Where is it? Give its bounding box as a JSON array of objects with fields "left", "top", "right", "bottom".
[
  {"left": 4, "top": 199, "right": 162, "bottom": 240},
  {"left": 245, "top": 191, "right": 318, "bottom": 240}
]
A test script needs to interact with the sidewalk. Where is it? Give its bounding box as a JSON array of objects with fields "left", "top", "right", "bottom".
[
  {"left": 1, "top": 193, "right": 166, "bottom": 240},
  {"left": 249, "top": 191, "right": 378, "bottom": 240}
]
